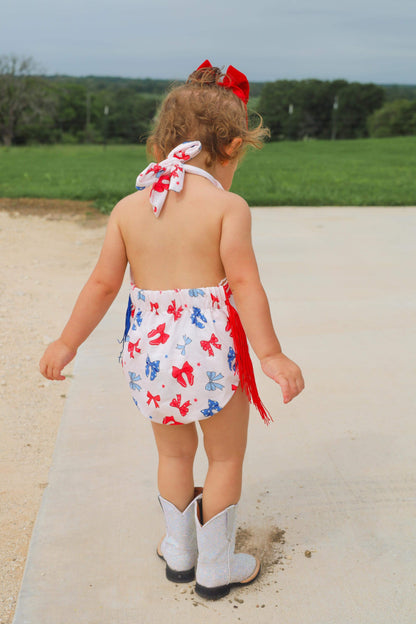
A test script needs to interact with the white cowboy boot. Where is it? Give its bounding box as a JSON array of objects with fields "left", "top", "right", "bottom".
[
  {"left": 157, "top": 487, "right": 203, "bottom": 583},
  {"left": 195, "top": 499, "right": 261, "bottom": 599}
]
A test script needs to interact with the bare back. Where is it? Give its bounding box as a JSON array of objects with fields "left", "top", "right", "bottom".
[{"left": 117, "top": 172, "right": 229, "bottom": 290}]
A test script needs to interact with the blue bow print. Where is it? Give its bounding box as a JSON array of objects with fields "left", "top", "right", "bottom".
[
  {"left": 176, "top": 335, "right": 192, "bottom": 356},
  {"left": 191, "top": 306, "right": 207, "bottom": 329},
  {"left": 205, "top": 371, "right": 225, "bottom": 391},
  {"left": 201, "top": 399, "right": 221, "bottom": 417},
  {"left": 145, "top": 355, "right": 160, "bottom": 381},
  {"left": 131, "top": 310, "right": 143, "bottom": 331},
  {"left": 188, "top": 288, "right": 206, "bottom": 297},
  {"left": 227, "top": 346, "right": 236, "bottom": 372},
  {"left": 128, "top": 372, "right": 142, "bottom": 392}
]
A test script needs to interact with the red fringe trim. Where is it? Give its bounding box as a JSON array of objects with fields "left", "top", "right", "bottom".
[{"left": 225, "top": 291, "right": 273, "bottom": 425}]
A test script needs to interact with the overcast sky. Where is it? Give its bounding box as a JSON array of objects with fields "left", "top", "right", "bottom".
[{"left": 2, "top": 0, "right": 415, "bottom": 84}]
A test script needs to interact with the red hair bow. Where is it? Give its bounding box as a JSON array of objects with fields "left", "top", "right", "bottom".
[{"left": 196, "top": 59, "right": 250, "bottom": 105}]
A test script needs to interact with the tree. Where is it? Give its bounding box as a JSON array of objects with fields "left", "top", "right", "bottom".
[
  {"left": 105, "top": 89, "right": 158, "bottom": 143},
  {"left": 383, "top": 85, "right": 416, "bottom": 102},
  {"left": 257, "top": 80, "right": 298, "bottom": 140},
  {"left": 0, "top": 54, "right": 55, "bottom": 146},
  {"left": 334, "top": 82, "right": 385, "bottom": 139},
  {"left": 367, "top": 100, "right": 416, "bottom": 137},
  {"left": 258, "top": 79, "right": 384, "bottom": 141},
  {"left": 55, "top": 82, "right": 88, "bottom": 137},
  {"left": 258, "top": 79, "right": 348, "bottom": 140}
]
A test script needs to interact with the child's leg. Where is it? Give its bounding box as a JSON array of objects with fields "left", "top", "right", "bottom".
[
  {"left": 151, "top": 422, "right": 199, "bottom": 511},
  {"left": 199, "top": 387, "right": 250, "bottom": 523}
]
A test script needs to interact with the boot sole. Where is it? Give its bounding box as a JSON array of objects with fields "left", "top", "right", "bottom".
[
  {"left": 195, "top": 559, "right": 261, "bottom": 600},
  {"left": 157, "top": 544, "right": 195, "bottom": 583}
]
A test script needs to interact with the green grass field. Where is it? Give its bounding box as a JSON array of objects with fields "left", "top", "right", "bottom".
[{"left": 0, "top": 137, "right": 415, "bottom": 212}]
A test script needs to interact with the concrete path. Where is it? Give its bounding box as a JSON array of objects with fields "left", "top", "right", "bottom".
[{"left": 13, "top": 208, "right": 416, "bottom": 624}]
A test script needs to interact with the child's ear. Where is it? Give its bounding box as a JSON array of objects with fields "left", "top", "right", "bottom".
[
  {"left": 151, "top": 145, "right": 163, "bottom": 161},
  {"left": 224, "top": 137, "right": 243, "bottom": 160}
]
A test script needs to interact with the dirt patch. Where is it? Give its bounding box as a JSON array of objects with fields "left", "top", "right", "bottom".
[
  {"left": 235, "top": 523, "right": 286, "bottom": 572},
  {"left": 0, "top": 197, "right": 106, "bottom": 226}
]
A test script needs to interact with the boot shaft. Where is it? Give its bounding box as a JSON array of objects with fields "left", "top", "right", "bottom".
[
  {"left": 195, "top": 500, "right": 260, "bottom": 595},
  {"left": 158, "top": 488, "right": 202, "bottom": 573},
  {"left": 195, "top": 501, "right": 237, "bottom": 567}
]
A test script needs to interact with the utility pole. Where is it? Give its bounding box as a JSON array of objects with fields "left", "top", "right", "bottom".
[
  {"left": 103, "top": 105, "right": 109, "bottom": 148},
  {"left": 287, "top": 104, "right": 294, "bottom": 140},
  {"left": 331, "top": 95, "right": 339, "bottom": 140},
  {"left": 85, "top": 91, "right": 91, "bottom": 142}
]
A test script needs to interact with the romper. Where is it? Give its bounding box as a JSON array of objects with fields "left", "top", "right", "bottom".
[{"left": 119, "top": 141, "right": 271, "bottom": 425}]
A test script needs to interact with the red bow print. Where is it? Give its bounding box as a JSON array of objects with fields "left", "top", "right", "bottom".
[
  {"left": 172, "top": 361, "right": 194, "bottom": 387},
  {"left": 167, "top": 299, "right": 183, "bottom": 321},
  {"left": 170, "top": 394, "right": 191, "bottom": 416},
  {"left": 148, "top": 163, "right": 163, "bottom": 175},
  {"left": 196, "top": 60, "right": 250, "bottom": 105},
  {"left": 152, "top": 173, "right": 171, "bottom": 193},
  {"left": 148, "top": 323, "right": 170, "bottom": 345},
  {"left": 200, "top": 333, "right": 222, "bottom": 357},
  {"left": 128, "top": 339, "right": 141, "bottom": 358},
  {"left": 146, "top": 391, "right": 160, "bottom": 408},
  {"left": 211, "top": 294, "right": 220, "bottom": 308},
  {"left": 150, "top": 302, "right": 159, "bottom": 314},
  {"left": 173, "top": 150, "right": 191, "bottom": 161},
  {"left": 162, "top": 416, "right": 183, "bottom": 425}
]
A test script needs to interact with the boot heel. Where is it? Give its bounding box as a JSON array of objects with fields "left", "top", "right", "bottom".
[
  {"left": 166, "top": 565, "right": 195, "bottom": 583},
  {"left": 195, "top": 582, "right": 230, "bottom": 600},
  {"left": 157, "top": 547, "right": 196, "bottom": 582},
  {"left": 195, "top": 560, "right": 261, "bottom": 599}
]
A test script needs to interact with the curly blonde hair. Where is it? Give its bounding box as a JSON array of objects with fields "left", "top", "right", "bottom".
[{"left": 147, "top": 65, "right": 269, "bottom": 166}]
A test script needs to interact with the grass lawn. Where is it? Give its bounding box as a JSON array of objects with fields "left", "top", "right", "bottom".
[{"left": 0, "top": 137, "right": 415, "bottom": 212}]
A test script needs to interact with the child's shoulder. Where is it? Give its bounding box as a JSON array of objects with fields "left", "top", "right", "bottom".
[
  {"left": 200, "top": 186, "right": 251, "bottom": 227},
  {"left": 115, "top": 189, "right": 149, "bottom": 209},
  {"left": 221, "top": 191, "right": 251, "bottom": 223},
  {"left": 223, "top": 190, "right": 249, "bottom": 211},
  {"left": 110, "top": 189, "right": 150, "bottom": 220}
]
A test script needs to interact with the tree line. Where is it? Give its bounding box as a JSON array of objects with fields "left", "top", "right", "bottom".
[
  {"left": 257, "top": 79, "right": 416, "bottom": 140},
  {"left": 1, "top": 55, "right": 415, "bottom": 146}
]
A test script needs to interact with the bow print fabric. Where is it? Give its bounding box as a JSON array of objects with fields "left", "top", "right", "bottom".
[
  {"left": 135, "top": 140, "right": 202, "bottom": 217},
  {"left": 121, "top": 283, "right": 239, "bottom": 425}
]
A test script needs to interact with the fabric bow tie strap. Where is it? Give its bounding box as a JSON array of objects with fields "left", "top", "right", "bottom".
[{"left": 135, "top": 141, "right": 202, "bottom": 217}]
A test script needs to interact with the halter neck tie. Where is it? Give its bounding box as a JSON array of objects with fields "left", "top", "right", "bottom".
[{"left": 135, "top": 141, "right": 223, "bottom": 217}]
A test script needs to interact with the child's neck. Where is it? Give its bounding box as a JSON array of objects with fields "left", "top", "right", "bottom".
[{"left": 188, "top": 152, "right": 236, "bottom": 191}]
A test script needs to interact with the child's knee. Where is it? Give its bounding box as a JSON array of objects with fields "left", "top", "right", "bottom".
[
  {"left": 160, "top": 435, "right": 198, "bottom": 461},
  {"left": 153, "top": 422, "right": 198, "bottom": 459},
  {"left": 204, "top": 443, "right": 246, "bottom": 466}
]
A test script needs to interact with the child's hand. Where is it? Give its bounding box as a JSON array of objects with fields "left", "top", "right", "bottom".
[
  {"left": 261, "top": 353, "right": 304, "bottom": 404},
  {"left": 39, "top": 339, "right": 77, "bottom": 381}
]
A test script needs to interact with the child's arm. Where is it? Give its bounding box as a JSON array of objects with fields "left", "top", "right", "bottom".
[
  {"left": 39, "top": 206, "right": 128, "bottom": 380},
  {"left": 220, "top": 195, "right": 304, "bottom": 403}
]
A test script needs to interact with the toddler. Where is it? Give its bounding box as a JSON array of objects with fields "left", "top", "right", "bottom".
[{"left": 40, "top": 60, "right": 304, "bottom": 600}]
